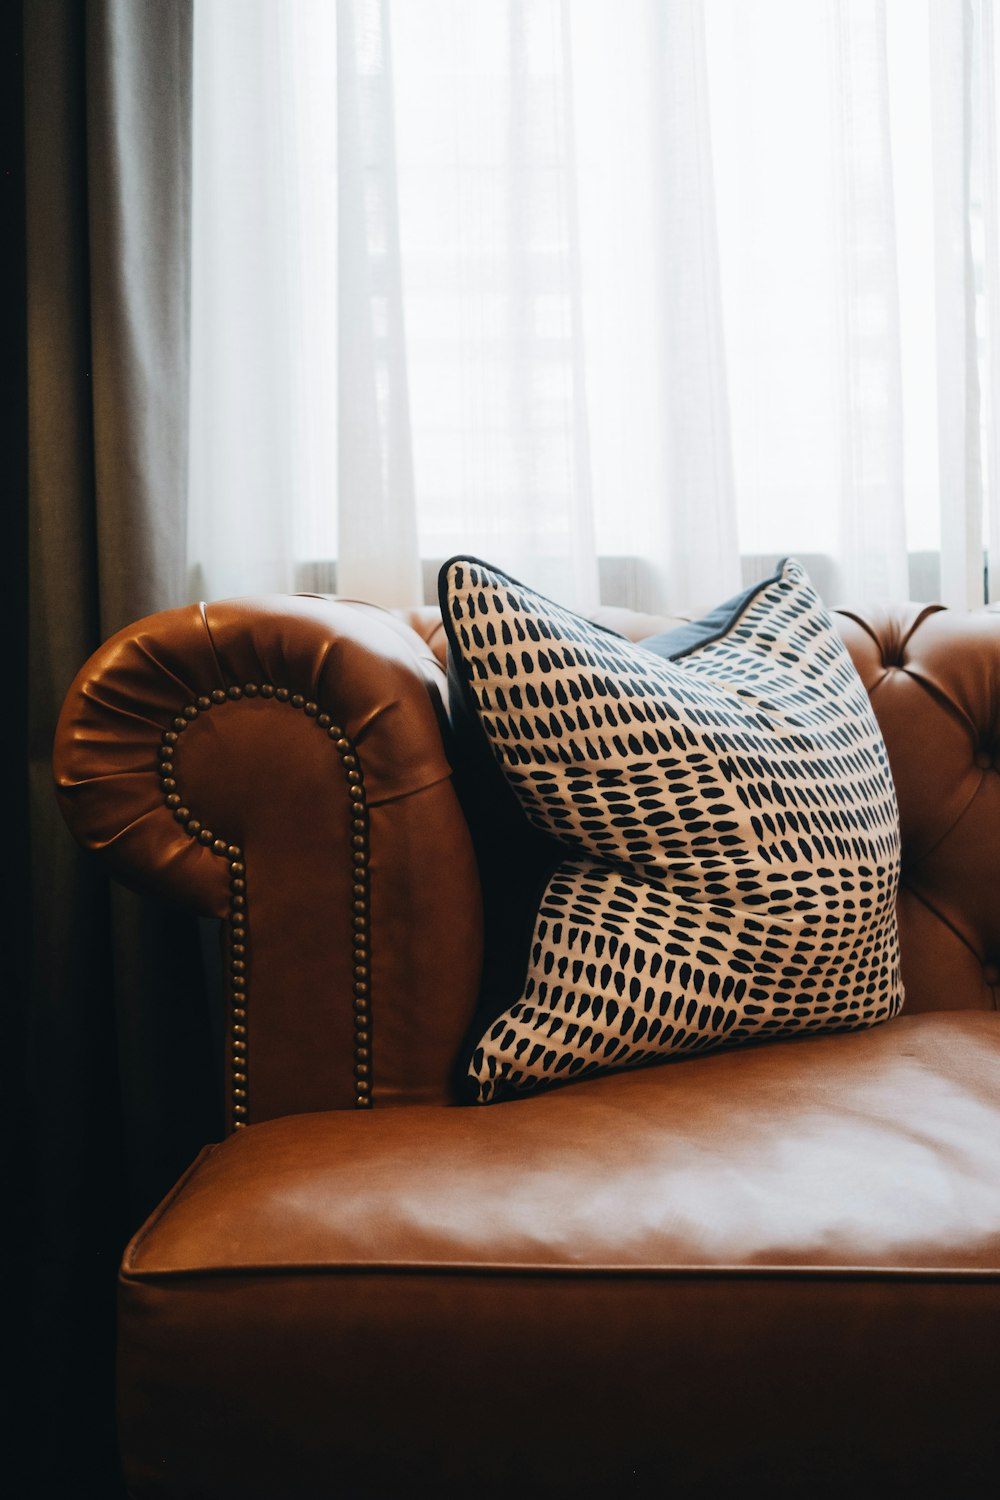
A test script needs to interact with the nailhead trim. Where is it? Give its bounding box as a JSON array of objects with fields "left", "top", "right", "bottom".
[{"left": 158, "top": 685, "right": 372, "bottom": 1126}]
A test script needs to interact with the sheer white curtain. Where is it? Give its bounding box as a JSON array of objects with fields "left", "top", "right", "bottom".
[{"left": 189, "top": 0, "right": 1000, "bottom": 613}]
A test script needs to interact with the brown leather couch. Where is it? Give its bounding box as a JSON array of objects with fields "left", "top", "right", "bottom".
[{"left": 54, "top": 592, "right": 1000, "bottom": 1499}]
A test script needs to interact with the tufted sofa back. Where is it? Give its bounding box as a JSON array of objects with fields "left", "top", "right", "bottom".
[{"left": 835, "top": 604, "right": 1000, "bottom": 1014}]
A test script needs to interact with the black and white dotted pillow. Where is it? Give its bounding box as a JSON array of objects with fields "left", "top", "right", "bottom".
[{"left": 441, "top": 557, "right": 904, "bottom": 1103}]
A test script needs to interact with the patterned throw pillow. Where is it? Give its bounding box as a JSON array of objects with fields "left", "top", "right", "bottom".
[{"left": 440, "top": 557, "right": 904, "bottom": 1103}]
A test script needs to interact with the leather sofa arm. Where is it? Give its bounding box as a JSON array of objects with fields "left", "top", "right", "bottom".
[{"left": 53, "top": 595, "right": 483, "bottom": 1129}]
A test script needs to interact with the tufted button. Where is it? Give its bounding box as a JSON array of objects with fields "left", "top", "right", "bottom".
[
  {"left": 984, "top": 963, "right": 999, "bottom": 986},
  {"left": 975, "top": 751, "right": 993, "bottom": 771},
  {"left": 878, "top": 625, "right": 906, "bottom": 669}
]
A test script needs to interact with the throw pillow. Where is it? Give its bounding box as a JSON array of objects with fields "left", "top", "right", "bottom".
[{"left": 441, "top": 556, "right": 904, "bottom": 1103}]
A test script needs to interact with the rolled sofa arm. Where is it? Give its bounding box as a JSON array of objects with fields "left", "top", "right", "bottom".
[{"left": 53, "top": 595, "right": 483, "bottom": 1130}]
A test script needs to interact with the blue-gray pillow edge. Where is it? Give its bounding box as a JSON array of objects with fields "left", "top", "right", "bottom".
[{"left": 640, "top": 559, "right": 791, "bottom": 661}]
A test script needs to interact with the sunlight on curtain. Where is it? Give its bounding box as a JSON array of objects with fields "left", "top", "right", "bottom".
[
  {"left": 189, "top": 0, "right": 1000, "bottom": 613},
  {"left": 707, "top": 0, "right": 910, "bottom": 602},
  {"left": 189, "top": 0, "right": 337, "bottom": 599}
]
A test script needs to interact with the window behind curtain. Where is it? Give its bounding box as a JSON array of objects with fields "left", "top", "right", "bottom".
[{"left": 189, "top": 0, "right": 1000, "bottom": 614}]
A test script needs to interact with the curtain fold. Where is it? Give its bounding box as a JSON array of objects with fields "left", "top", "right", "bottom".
[
  {"left": 982, "top": 0, "right": 1000, "bottom": 603},
  {"left": 335, "top": 0, "right": 422, "bottom": 606},
  {"left": 86, "top": 0, "right": 195, "bottom": 628},
  {"left": 22, "top": 3, "right": 210, "bottom": 1492},
  {"left": 646, "top": 0, "right": 740, "bottom": 610},
  {"left": 830, "top": 0, "right": 909, "bottom": 602},
  {"left": 931, "top": 0, "right": 985, "bottom": 607},
  {"left": 189, "top": 0, "right": 315, "bottom": 599}
]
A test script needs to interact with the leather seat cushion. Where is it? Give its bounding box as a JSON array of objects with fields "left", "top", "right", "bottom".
[{"left": 120, "top": 1011, "right": 1000, "bottom": 1498}]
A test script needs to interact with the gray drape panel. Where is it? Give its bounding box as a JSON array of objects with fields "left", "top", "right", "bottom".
[{"left": 20, "top": 3, "right": 216, "bottom": 1492}]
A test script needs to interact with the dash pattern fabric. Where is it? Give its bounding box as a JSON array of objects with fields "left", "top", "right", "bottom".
[{"left": 442, "top": 557, "right": 904, "bottom": 1103}]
